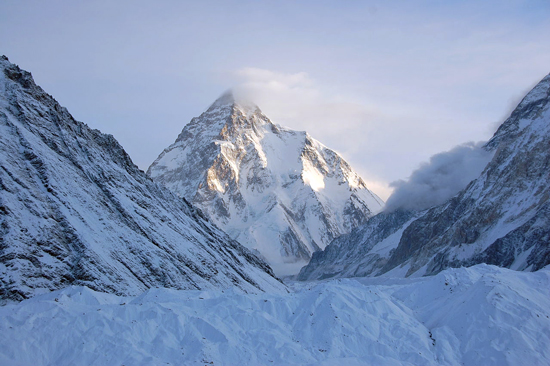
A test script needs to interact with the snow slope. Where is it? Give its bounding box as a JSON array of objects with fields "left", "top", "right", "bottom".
[
  {"left": 148, "top": 91, "right": 383, "bottom": 275},
  {"left": 0, "top": 56, "right": 286, "bottom": 301},
  {"left": 0, "top": 264, "right": 548, "bottom": 366}
]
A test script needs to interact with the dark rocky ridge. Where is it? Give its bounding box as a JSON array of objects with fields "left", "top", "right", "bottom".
[{"left": 299, "top": 73, "right": 550, "bottom": 280}]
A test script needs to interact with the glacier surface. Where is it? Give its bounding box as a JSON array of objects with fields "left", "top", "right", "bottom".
[{"left": 0, "top": 264, "right": 548, "bottom": 365}]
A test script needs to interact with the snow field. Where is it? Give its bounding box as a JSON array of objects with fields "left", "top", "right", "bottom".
[{"left": 1, "top": 264, "right": 548, "bottom": 366}]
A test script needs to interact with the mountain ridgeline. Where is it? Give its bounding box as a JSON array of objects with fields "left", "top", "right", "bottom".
[
  {"left": 148, "top": 92, "right": 383, "bottom": 275},
  {"left": 299, "top": 73, "right": 550, "bottom": 280},
  {"left": 0, "top": 56, "right": 287, "bottom": 302},
  {"left": 2, "top": 54, "right": 546, "bottom": 304}
]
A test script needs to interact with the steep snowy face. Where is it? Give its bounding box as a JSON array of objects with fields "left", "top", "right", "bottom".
[
  {"left": 299, "top": 73, "right": 550, "bottom": 280},
  {"left": 148, "top": 91, "right": 383, "bottom": 275},
  {"left": 0, "top": 56, "right": 286, "bottom": 302}
]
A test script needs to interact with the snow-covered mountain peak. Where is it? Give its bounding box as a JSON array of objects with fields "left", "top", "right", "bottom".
[
  {"left": 210, "top": 89, "right": 236, "bottom": 107},
  {"left": 149, "top": 92, "right": 383, "bottom": 275},
  {"left": 486, "top": 73, "right": 550, "bottom": 151},
  {"left": 516, "top": 73, "right": 550, "bottom": 110},
  {"left": 204, "top": 89, "right": 262, "bottom": 119}
]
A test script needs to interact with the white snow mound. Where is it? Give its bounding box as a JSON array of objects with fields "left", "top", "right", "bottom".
[{"left": 0, "top": 264, "right": 548, "bottom": 366}]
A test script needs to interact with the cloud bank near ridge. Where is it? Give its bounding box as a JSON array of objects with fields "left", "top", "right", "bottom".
[{"left": 385, "top": 142, "right": 493, "bottom": 212}]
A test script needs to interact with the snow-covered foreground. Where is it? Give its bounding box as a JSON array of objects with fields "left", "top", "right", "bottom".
[{"left": 0, "top": 265, "right": 548, "bottom": 366}]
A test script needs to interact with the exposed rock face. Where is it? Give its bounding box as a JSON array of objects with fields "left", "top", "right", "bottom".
[
  {"left": 299, "top": 73, "right": 550, "bottom": 280},
  {"left": 0, "top": 56, "right": 286, "bottom": 302},
  {"left": 148, "top": 92, "right": 383, "bottom": 275}
]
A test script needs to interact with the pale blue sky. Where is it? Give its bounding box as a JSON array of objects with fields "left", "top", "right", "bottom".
[{"left": 1, "top": 0, "right": 549, "bottom": 198}]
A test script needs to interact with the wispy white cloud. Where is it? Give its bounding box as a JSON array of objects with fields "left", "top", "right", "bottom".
[{"left": 232, "top": 66, "right": 377, "bottom": 141}]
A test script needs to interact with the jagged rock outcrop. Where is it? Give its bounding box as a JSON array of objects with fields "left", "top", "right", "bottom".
[
  {"left": 148, "top": 92, "right": 383, "bottom": 275},
  {"left": 0, "top": 56, "right": 286, "bottom": 302},
  {"left": 299, "top": 73, "right": 550, "bottom": 280}
]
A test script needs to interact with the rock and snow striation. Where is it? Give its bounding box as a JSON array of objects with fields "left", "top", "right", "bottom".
[
  {"left": 148, "top": 91, "right": 383, "bottom": 275},
  {"left": 0, "top": 56, "right": 286, "bottom": 302},
  {"left": 299, "top": 73, "right": 550, "bottom": 281},
  {"left": 1, "top": 264, "right": 549, "bottom": 366}
]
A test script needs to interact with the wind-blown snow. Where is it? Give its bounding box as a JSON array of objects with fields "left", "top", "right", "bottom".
[{"left": 1, "top": 264, "right": 548, "bottom": 366}]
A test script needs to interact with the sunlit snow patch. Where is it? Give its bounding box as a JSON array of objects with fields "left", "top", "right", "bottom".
[{"left": 302, "top": 159, "right": 325, "bottom": 191}]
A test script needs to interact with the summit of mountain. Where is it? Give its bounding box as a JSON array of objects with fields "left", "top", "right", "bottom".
[{"left": 148, "top": 91, "right": 384, "bottom": 275}]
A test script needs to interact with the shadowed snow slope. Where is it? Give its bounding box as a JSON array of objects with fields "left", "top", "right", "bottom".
[
  {"left": 148, "top": 91, "right": 383, "bottom": 276},
  {"left": 0, "top": 56, "right": 286, "bottom": 301},
  {"left": 299, "top": 73, "right": 550, "bottom": 280},
  {"left": 0, "top": 264, "right": 548, "bottom": 365}
]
